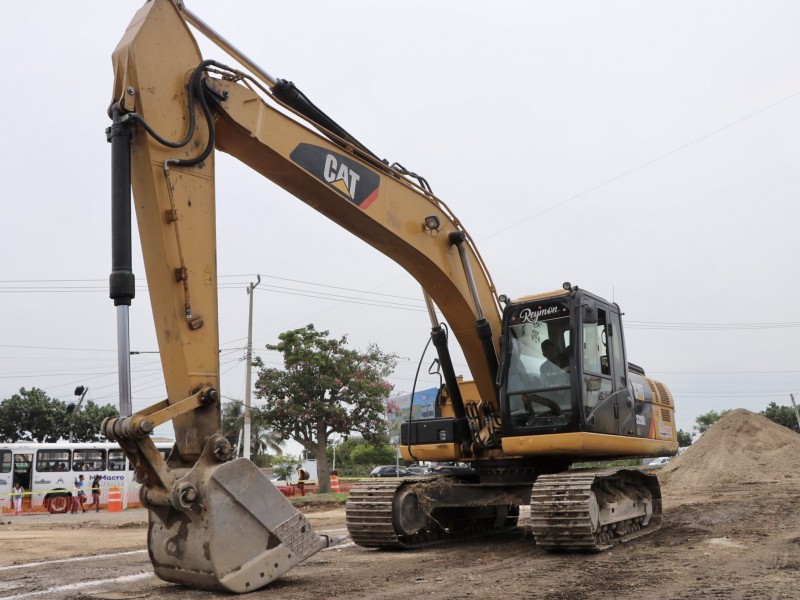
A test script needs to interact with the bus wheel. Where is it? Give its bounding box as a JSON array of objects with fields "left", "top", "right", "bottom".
[{"left": 47, "top": 493, "right": 71, "bottom": 514}]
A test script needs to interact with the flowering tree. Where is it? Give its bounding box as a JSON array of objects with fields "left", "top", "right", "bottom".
[{"left": 253, "top": 324, "right": 397, "bottom": 492}]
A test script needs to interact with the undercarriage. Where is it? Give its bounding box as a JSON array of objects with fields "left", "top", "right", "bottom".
[
  {"left": 346, "top": 468, "right": 662, "bottom": 552},
  {"left": 346, "top": 476, "right": 530, "bottom": 549}
]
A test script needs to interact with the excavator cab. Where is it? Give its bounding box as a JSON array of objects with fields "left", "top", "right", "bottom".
[
  {"left": 501, "top": 287, "right": 632, "bottom": 436},
  {"left": 498, "top": 286, "right": 677, "bottom": 459}
]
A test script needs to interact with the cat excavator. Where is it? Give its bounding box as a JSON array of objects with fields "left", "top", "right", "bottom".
[{"left": 104, "top": 0, "right": 678, "bottom": 593}]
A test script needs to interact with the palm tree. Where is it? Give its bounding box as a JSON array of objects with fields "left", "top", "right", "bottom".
[
  {"left": 252, "top": 428, "right": 283, "bottom": 456},
  {"left": 221, "top": 401, "right": 284, "bottom": 460}
]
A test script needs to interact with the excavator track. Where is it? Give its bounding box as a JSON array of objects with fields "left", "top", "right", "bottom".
[
  {"left": 346, "top": 477, "right": 522, "bottom": 549},
  {"left": 530, "top": 468, "right": 662, "bottom": 551}
]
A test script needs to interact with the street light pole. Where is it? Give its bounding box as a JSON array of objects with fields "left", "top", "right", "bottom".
[
  {"left": 69, "top": 386, "right": 89, "bottom": 443},
  {"left": 243, "top": 275, "right": 261, "bottom": 461}
]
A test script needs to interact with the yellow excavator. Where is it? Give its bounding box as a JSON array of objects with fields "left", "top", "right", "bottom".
[{"left": 103, "top": 0, "right": 678, "bottom": 593}]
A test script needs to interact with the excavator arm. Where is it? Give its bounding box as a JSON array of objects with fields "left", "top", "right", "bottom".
[{"left": 103, "top": 0, "right": 501, "bottom": 592}]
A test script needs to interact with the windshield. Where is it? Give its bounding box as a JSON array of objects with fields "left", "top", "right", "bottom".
[{"left": 504, "top": 300, "right": 572, "bottom": 429}]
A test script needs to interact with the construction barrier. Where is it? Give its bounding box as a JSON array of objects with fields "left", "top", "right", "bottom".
[
  {"left": 330, "top": 474, "right": 340, "bottom": 492},
  {"left": 107, "top": 487, "right": 122, "bottom": 512}
]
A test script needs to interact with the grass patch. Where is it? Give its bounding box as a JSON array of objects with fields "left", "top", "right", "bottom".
[{"left": 289, "top": 492, "right": 349, "bottom": 508}]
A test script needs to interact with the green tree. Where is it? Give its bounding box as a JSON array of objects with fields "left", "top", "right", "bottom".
[
  {"left": 68, "top": 401, "right": 119, "bottom": 442},
  {"left": 677, "top": 429, "right": 693, "bottom": 447},
  {"left": 0, "top": 387, "right": 118, "bottom": 442},
  {"left": 271, "top": 455, "right": 301, "bottom": 483},
  {"left": 694, "top": 409, "right": 731, "bottom": 434},
  {"left": 326, "top": 436, "right": 359, "bottom": 469},
  {"left": 326, "top": 436, "right": 397, "bottom": 477},
  {"left": 254, "top": 324, "right": 396, "bottom": 492},
  {"left": 220, "top": 401, "right": 283, "bottom": 466},
  {"left": 0, "top": 388, "right": 67, "bottom": 442},
  {"left": 760, "top": 402, "right": 799, "bottom": 433},
  {"left": 221, "top": 401, "right": 244, "bottom": 450},
  {"left": 350, "top": 443, "right": 395, "bottom": 466}
]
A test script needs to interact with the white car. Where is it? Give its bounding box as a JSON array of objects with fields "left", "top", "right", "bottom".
[{"left": 647, "top": 457, "right": 671, "bottom": 466}]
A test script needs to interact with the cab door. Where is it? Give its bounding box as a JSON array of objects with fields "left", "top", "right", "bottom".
[
  {"left": 608, "top": 308, "right": 635, "bottom": 436},
  {"left": 581, "top": 303, "right": 633, "bottom": 436},
  {"left": 581, "top": 305, "right": 615, "bottom": 434}
]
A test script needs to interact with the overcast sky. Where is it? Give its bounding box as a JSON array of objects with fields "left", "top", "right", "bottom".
[{"left": 1, "top": 1, "right": 798, "bottom": 449}]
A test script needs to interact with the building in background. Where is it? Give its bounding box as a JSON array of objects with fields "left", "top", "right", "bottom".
[{"left": 386, "top": 387, "right": 438, "bottom": 443}]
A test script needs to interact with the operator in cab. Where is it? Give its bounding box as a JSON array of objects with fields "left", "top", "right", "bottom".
[{"left": 540, "top": 339, "right": 568, "bottom": 387}]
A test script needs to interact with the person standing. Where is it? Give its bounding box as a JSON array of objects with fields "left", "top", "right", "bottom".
[
  {"left": 11, "top": 482, "right": 24, "bottom": 516},
  {"left": 71, "top": 474, "right": 87, "bottom": 513},
  {"left": 296, "top": 466, "right": 309, "bottom": 496},
  {"left": 90, "top": 475, "right": 102, "bottom": 512}
]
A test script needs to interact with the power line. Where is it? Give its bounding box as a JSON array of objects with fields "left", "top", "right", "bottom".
[
  {"left": 252, "top": 285, "right": 425, "bottom": 311},
  {"left": 2, "top": 280, "right": 798, "bottom": 331},
  {"left": 219, "top": 274, "right": 422, "bottom": 302},
  {"left": 627, "top": 320, "right": 800, "bottom": 331},
  {"left": 479, "top": 88, "right": 800, "bottom": 241},
  {"left": 0, "top": 344, "right": 115, "bottom": 353}
]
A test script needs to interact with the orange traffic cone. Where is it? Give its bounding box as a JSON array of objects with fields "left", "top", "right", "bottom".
[{"left": 330, "top": 474, "right": 340, "bottom": 492}]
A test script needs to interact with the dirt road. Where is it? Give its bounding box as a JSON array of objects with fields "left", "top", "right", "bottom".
[{"left": 0, "top": 478, "right": 797, "bottom": 600}]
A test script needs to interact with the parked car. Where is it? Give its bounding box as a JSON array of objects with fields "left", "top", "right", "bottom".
[
  {"left": 430, "top": 462, "right": 479, "bottom": 480},
  {"left": 370, "top": 465, "right": 410, "bottom": 478},
  {"left": 406, "top": 465, "right": 433, "bottom": 476},
  {"left": 647, "top": 457, "right": 672, "bottom": 466}
]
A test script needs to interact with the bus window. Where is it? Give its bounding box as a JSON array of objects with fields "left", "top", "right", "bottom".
[
  {"left": 37, "top": 450, "right": 70, "bottom": 472},
  {"left": 73, "top": 449, "right": 106, "bottom": 471},
  {"left": 1, "top": 450, "right": 11, "bottom": 473},
  {"left": 108, "top": 450, "right": 126, "bottom": 471}
]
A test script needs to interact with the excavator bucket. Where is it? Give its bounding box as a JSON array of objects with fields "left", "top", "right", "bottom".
[{"left": 147, "top": 457, "right": 342, "bottom": 593}]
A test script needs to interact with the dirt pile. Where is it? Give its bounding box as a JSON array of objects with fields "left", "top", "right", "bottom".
[{"left": 659, "top": 408, "right": 800, "bottom": 490}]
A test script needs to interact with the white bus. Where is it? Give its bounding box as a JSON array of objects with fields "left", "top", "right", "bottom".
[{"left": 0, "top": 440, "right": 173, "bottom": 514}]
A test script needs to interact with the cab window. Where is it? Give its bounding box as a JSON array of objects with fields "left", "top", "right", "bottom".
[
  {"left": 0, "top": 450, "right": 11, "bottom": 473},
  {"left": 505, "top": 301, "right": 572, "bottom": 429},
  {"left": 583, "top": 308, "right": 608, "bottom": 376}
]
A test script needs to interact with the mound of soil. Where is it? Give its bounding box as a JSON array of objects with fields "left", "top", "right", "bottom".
[{"left": 660, "top": 408, "right": 800, "bottom": 490}]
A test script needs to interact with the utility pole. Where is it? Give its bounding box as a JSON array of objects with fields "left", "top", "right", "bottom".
[
  {"left": 791, "top": 394, "right": 800, "bottom": 431},
  {"left": 243, "top": 275, "right": 261, "bottom": 460}
]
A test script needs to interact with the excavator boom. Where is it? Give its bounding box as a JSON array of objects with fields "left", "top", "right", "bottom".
[{"left": 105, "top": 0, "right": 501, "bottom": 592}]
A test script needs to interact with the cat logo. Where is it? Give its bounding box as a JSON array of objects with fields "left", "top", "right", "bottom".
[
  {"left": 290, "top": 143, "right": 380, "bottom": 209},
  {"left": 323, "top": 153, "right": 360, "bottom": 198}
]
